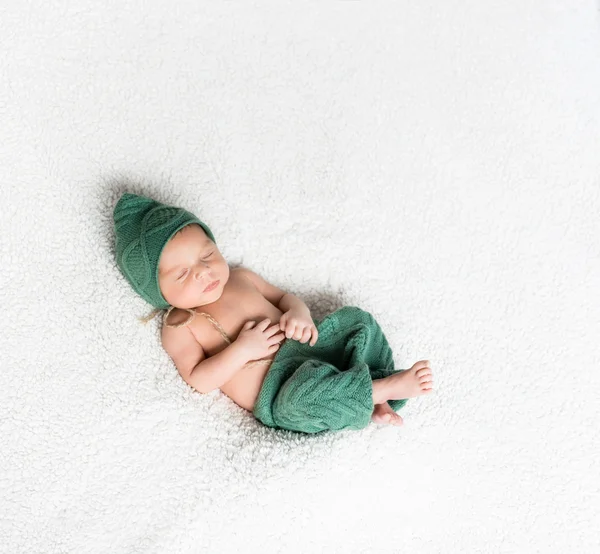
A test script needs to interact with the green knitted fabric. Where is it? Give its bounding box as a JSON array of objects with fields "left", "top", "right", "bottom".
[
  {"left": 253, "top": 305, "right": 408, "bottom": 434},
  {"left": 113, "top": 192, "right": 216, "bottom": 310}
]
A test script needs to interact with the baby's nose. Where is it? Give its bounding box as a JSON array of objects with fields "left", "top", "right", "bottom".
[{"left": 193, "top": 269, "right": 210, "bottom": 281}]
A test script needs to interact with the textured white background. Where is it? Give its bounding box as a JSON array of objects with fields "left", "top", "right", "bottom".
[{"left": 1, "top": 1, "right": 599, "bottom": 553}]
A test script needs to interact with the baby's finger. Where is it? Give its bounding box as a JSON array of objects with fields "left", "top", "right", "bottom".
[
  {"left": 266, "top": 324, "right": 283, "bottom": 336},
  {"left": 258, "top": 318, "right": 271, "bottom": 329},
  {"left": 279, "top": 314, "right": 288, "bottom": 330},
  {"left": 300, "top": 327, "right": 312, "bottom": 344},
  {"left": 309, "top": 327, "right": 318, "bottom": 346},
  {"left": 285, "top": 323, "right": 297, "bottom": 339}
]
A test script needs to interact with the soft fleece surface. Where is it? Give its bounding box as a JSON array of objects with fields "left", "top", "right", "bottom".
[{"left": 1, "top": 2, "right": 599, "bottom": 553}]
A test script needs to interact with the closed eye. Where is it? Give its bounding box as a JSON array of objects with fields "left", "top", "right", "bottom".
[{"left": 176, "top": 252, "right": 214, "bottom": 281}]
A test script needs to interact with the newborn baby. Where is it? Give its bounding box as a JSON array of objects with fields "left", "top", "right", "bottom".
[{"left": 113, "top": 193, "right": 434, "bottom": 434}]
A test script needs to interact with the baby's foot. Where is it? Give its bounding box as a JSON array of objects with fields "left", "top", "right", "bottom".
[
  {"left": 371, "top": 402, "right": 403, "bottom": 426},
  {"left": 385, "top": 360, "right": 434, "bottom": 400}
]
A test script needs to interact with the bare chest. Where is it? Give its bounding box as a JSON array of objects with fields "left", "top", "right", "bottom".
[{"left": 188, "top": 270, "right": 283, "bottom": 357}]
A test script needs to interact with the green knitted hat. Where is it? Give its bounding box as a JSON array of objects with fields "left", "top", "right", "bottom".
[{"left": 113, "top": 192, "right": 216, "bottom": 311}]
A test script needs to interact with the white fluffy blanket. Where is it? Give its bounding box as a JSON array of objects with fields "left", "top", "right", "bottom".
[{"left": 1, "top": 1, "right": 599, "bottom": 552}]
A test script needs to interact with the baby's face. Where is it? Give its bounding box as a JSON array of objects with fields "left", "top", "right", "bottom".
[{"left": 158, "top": 224, "right": 229, "bottom": 309}]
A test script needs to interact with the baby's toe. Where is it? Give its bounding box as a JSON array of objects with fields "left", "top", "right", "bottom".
[{"left": 416, "top": 367, "right": 432, "bottom": 378}]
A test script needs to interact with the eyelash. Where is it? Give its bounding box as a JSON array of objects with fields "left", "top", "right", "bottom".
[{"left": 177, "top": 252, "right": 213, "bottom": 281}]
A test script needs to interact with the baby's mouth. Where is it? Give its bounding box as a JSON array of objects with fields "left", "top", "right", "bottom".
[{"left": 203, "top": 280, "right": 219, "bottom": 292}]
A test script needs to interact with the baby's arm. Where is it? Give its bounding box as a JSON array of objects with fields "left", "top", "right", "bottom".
[{"left": 162, "top": 323, "right": 250, "bottom": 394}]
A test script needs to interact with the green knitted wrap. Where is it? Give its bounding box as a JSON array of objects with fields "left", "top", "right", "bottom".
[
  {"left": 113, "top": 192, "right": 216, "bottom": 310},
  {"left": 253, "top": 305, "right": 408, "bottom": 434}
]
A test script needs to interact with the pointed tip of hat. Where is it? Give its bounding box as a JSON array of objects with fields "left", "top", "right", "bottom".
[
  {"left": 113, "top": 192, "right": 153, "bottom": 220},
  {"left": 115, "top": 192, "right": 142, "bottom": 206}
]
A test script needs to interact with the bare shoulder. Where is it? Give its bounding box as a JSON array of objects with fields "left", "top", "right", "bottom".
[
  {"left": 161, "top": 310, "right": 206, "bottom": 378},
  {"left": 230, "top": 265, "right": 261, "bottom": 288},
  {"left": 230, "top": 265, "right": 288, "bottom": 307},
  {"left": 229, "top": 266, "right": 255, "bottom": 289}
]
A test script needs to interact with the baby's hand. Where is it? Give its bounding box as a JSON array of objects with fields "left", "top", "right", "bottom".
[
  {"left": 279, "top": 309, "right": 318, "bottom": 346},
  {"left": 236, "top": 318, "right": 286, "bottom": 360}
]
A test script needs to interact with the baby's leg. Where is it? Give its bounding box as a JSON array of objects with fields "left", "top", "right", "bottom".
[{"left": 371, "top": 360, "right": 433, "bottom": 426}]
